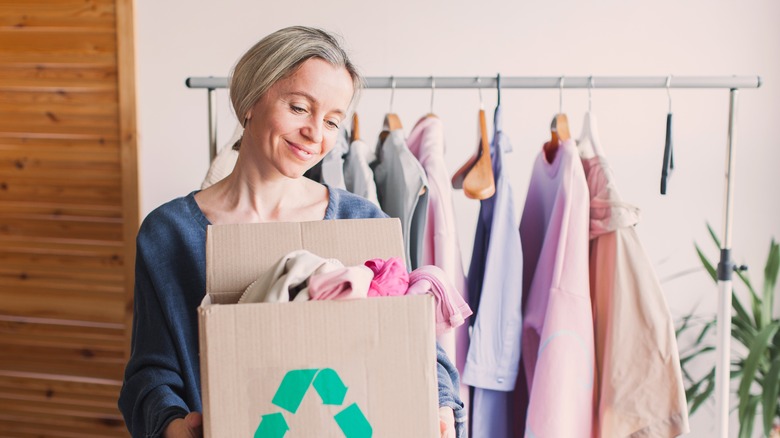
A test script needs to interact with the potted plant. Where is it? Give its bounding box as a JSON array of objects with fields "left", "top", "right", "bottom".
[{"left": 677, "top": 225, "right": 779, "bottom": 438}]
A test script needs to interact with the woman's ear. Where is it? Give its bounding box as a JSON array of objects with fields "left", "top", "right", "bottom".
[{"left": 243, "top": 112, "right": 251, "bottom": 127}]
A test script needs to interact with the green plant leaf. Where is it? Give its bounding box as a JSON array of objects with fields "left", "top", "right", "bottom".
[
  {"left": 731, "top": 315, "right": 756, "bottom": 350},
  {"left": 763, "top": 356, "right": 780, "bottom": 436},
  {"left": 680, "top": 345, "right": 715, "bottom": 366},
  {"left": 695, "top": 320, "right": 716, "bottom": 344},
  {"left": 676, "top": 313, "right": 695, "bottom": 338},
  {"left": 695, "top": 243, "right": 718, "bottom": 283},
  {"left": 731, "top": 290, "right": 753, "bottom": 333},
  {"left": 762, "top": 239, "right": 779, "bottom": 324},
  {"left": 738, "top": 322, "right": 780, "bottom": 420},
  {"left": 738, "top": 395, "right": 760, "bottom": 438},
  {"left": 688, "top": 368, "right": 716, "bottom": 415},
  {"left": 732, "top": 268, "right": 762, "bottom": 328},
  {"left": 706, "top": 222, "right": 722, "bottom": 249}
]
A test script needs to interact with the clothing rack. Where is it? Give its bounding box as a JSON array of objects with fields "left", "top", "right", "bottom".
[{"left": 186, "top": 74, "right": 762, "bottom": 438}]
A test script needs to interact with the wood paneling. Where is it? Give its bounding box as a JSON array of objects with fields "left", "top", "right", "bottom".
[
  {"left": 0, "top": 0, "right": 137, "bottom": 435},
  {"left": 0, "top": 371, "right": 125, "bottom": 437},
  {"left": 0, "top": 0, "right": 115, "bottom": 29}
]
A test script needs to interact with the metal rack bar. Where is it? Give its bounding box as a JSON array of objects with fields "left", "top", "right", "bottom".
[{"left": 186, "top": 75, "right": 761, "bottom": 90}]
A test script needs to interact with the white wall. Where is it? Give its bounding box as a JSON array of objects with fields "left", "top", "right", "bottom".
[{"left": 135, "top": 1, "right": 780, "bottom": 436}]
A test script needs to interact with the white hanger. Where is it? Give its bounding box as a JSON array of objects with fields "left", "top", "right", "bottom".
[{"left": 577, "top": 76, "right": 604, "bottom": 158}]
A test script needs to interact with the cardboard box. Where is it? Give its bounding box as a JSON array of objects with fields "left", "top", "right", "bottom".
[{"left": 198, "top": 218, "right": 438, "bottom": 437}]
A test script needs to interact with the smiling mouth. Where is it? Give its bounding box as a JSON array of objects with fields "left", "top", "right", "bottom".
[{"left": 286, "top": 141, "right": 317, "bottom": 160}]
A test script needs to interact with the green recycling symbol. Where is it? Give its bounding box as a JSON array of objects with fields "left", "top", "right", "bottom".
[{"left": 254, "top": 368, "right": 372, "bottom": 438}]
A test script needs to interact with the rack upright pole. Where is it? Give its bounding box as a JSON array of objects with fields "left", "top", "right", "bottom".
[{"left": 715, "top": 88, "right": 739, "bottom": 438}]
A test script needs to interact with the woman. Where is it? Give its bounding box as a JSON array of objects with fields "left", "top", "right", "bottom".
[{"left": 118, "top": 26, "right": 463, "bottom": 438}]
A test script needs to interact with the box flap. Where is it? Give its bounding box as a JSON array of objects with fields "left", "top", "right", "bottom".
[{"left": 205, "top": 218, "right": 404, "bottom": 296}]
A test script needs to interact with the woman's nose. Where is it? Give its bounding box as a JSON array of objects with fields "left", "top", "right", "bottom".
[{"left": 301, "top": 118, "right": 323, "bottom": 143}]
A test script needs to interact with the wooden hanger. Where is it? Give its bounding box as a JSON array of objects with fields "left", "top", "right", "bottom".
[
  {"left": 351, "top": 112, "right": 360, "bottom": 142},
  {"left": 451, "top": 76, "right": 495, "bottom": 198},
  {"left": 384, "top": 113, "right": 402, "bottom": 131},
  {"left": 462, "top": 108, "right": 495, "bottom": 199},
  {"left": 544, "top": 77, "right": 570, "bottom": 163},
  {"left": 545, "top": 113, "right": 570, "bottom": 163},
  {"left": 379, "top": 113, "right": 402, "bottom": 144},
  {"left": 379, "top": 77, "right": 402, "bottom": 144}
]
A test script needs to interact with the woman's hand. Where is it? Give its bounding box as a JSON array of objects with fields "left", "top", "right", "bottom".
[
  {"left": 439, "top": 406, "right": 455, "bottom": 438},
  {"left": 163, "top": 412, "right": 203, "bottom": 438}
]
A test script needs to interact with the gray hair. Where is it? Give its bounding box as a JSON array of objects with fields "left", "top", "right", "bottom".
[{"left": 229, "top": 26, "right": 362, "bottom": 129}]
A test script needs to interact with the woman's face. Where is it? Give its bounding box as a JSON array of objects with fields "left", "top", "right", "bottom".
[{"left": 243, "top": 57, "right": 354, "bottom": 180}]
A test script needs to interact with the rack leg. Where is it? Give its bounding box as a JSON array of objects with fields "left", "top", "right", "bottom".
[{"left": 715, "top": 88, "right": 738, "bottom": 438}]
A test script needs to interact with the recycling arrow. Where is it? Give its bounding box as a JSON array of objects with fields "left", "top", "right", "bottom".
[
  {"left": 254, "top": 368, "right": 373, "bottom": 437},
  {"left": 312, "top": 368, "right": 348, "bottom": 405},
  {"left": 334, "top": 403, "right": 372, "bottom": 438},
  {"left": 271, "top": 368, "right": 317, "bottom": 414},
  {"left": 254, "top": 413, "right": 289, "bottom": 438}
]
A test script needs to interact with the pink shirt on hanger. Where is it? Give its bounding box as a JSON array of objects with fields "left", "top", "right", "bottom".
[
  {"left": 407, "top": 116, "right": 470, "bottom": 400},
  {"left": 518, "top": 139, "right": 594, "bottom": 437}
]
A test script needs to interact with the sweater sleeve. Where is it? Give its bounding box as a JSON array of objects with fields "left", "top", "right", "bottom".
[
  {"left": 436, "top": 341, "right": 465, "bottom": 435},
  {"left": 118, "top": 236, "right": 190, "bottom": 437}
]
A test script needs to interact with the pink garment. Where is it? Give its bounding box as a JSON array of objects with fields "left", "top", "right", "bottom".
[
  {"left": 407, "top": 116, "right": 470, "bottom": 410},
  {"left": 308, "top": 265, "right": 374, "bottom": 301},
  {"left": 518, "top": 140, "right": 594, "bottom": 437},
  {"left": 584, "top": 156, "right": 690, "bottom": 438},
  {"left": 407, "top": 265, "right": 473, "bottom": 335},
  {"left": 365, "top": 257, "right": 408, "bottom": 297}
]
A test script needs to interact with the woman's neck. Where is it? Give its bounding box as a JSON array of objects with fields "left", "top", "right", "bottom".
[{"left": 195, "top": 157, "right": 328, "bottom": 225}]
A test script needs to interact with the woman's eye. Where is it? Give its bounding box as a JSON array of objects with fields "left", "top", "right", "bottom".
[
  {"left": 326, "top": 120, "right": 339, "bottom": 129},
  {"left": 290, "top": 105, "right": 307, "bottom": 114}
]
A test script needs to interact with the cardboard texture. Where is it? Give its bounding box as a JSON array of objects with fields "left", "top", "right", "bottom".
[{"left": 199, "top": 218, "right": 438, "bottom": 437}]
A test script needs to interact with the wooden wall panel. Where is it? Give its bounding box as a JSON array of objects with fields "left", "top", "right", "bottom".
[
  {"left": 0, "top": 0, "right": 115, "bottom": 29},
  {"left": 0, "top": 0, "right": 137, "bottom": 435}
]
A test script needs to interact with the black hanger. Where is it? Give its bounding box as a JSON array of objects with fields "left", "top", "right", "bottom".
[
  {"left": 496, "top": 73, "right": 501, "bottom": 106},
  {"left": 661, "top": 76, "right": 674, "bottom": 195}
]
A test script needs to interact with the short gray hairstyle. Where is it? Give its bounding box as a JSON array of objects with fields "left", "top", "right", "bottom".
[{"left": 229, "top": 26, "right": 362, "bottom": 127}]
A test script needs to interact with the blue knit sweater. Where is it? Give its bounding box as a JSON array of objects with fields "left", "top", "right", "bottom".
[{"left": 118, "top": 188, "right": 464, "bottom": 437}]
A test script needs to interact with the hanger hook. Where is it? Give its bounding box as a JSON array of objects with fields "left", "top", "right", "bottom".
[
  {"left": 496, "top": 73, "right": 502, "bottom": 106},
  {"left": 476, "top": 77, "right": 484, "bottom": 110},
  {"left": 430, "top": 76, "right": 436, "bottom": 113},
  {"left": 559, "top": 76, "right": 565, "bottom": 114},
  {"left": 588, "top": 76, "right": 595, "bottom": 112},
  {"left": 666, "top": 75, "right": 672, "bottom": 113},
  {"left": 389, "top": 76, "right": 396, "bottom": 113}
]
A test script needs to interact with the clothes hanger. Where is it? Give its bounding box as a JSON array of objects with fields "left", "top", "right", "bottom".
[
  {"left": 462, "top": 104, "right": 495, "bottom": 200},
  {"left": 414, "top": 76, "right": 439, "bottom": 130},
  {"left": 351, "top": 112, "right": 360, "bottom": 142},
  {"left": 450, "top": 75, "right": 495, "bottom": 199},
  {"left": 544, "top": 76, "right": 570, "bottom": 163},
  {"left": 451, "top": 76, "right": 492, "bottom": 195},
  {"left": 426, "top": 76, "right": 437, "bottom": 118},
  {"left": 577, "top": 76, "right": 603, "bottom": 159},
  {"left": 380, "top": 76, "right": 402, "bottom": 144},
  {"left": 660, "top": 75, "right": 675, "bottom": 195}
]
